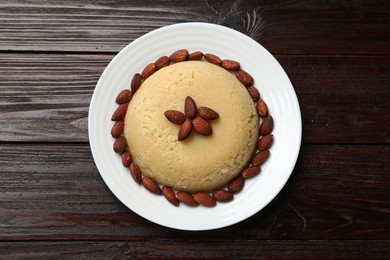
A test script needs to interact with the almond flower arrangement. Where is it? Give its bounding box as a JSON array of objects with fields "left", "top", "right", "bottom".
[{"left": 164, "top": 96, "right": 219, "bottom": 141}]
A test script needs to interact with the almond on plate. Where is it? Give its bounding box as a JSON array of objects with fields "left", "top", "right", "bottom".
[
  {"left": 169, "top": 49, "right": 189, "bottom": 62},
  {"left": 259, "top": 116, "right": 274, "bottom": 135},
  {"left": 235, "top": 69, "right": 254, "bottom": 86},
  {"left": 204, "top": 53, "right": 221, "bottom": 65},
  {"left": 162, "top": 186, "right": 179, "bottom": 206},
  {"left": 213, "top": 189, "right": 233, "bottom": 202},
  {"left": 176, "top": 191, "right": 198, "bottom": 207},
  {"left": 221, "top": 59, "right": 240, "bottom": 71},
  {"left": 111, "top": 103, "right": 128, "bottom": 121},
  {"left": 194, "top": 192, "right": 216, "bottom": 207},
  {"left": 242, "top": 165, "right": 261, "bottom": 178},
  {"left": 142, "top": 176, "right": 162, "bottom": 194}
]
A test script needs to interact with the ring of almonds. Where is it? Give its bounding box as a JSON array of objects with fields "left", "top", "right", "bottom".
[{"left": 111, "top": 49, "right": 274, "bottom": 207}]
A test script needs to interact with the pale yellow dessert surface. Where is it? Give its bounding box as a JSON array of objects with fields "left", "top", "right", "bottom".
[{"left": 124, "top": 61, "right": 259, "bottom": 192}]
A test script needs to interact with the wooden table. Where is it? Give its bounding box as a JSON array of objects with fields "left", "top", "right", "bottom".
[{"left": 1, "top": 1, "right": 389, "bottom": 258}]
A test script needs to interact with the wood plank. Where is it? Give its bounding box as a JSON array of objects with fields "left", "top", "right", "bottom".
[
  {"left": 0, "top": 0, "right": 389, "bottom": 54},
  {"left": 1, "top": 54, "right": 389, "bottom": 143},
  {"left": 277, "top": 55, "right": 390, "bottom": 143},
  {"left": 0, "top": 240, "right": 388, "bottom": 259},
  {"left": 0, "top": 143, "right": 388, "bottom": 240},
  {"left": 0, "top": 53, "right": 107, "bottom": 142}
]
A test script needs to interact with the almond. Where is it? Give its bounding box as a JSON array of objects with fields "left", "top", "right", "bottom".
[
  {"left": 259, "top": 116, "right": 274, "bottom": 135},
  {"left": 247, "top": 86, "right": 260, "bottom": 102},
  {"left": 164, "top": 110, "right": 186, "bottom": 124},
  {"left": 169, "top": 49, "right": 189, "bottom": 62},
  {"left": 121, "top": 150, "right": 132, "bottom": 167},
  {"left": 111, "top": 120, "right": 124, "bottom": 138},
  {"left": 194, "top": 192, "right": 216, "bottom": 207},
  {"left": 192, "top": 116, "right": 212, "bottom": 136},
  {"left": 142, "top": 176, "right": 162, "bottom": 194},
  {"left": 212, "top": 189, "right": 233, "bottom": 202},
  {"left": 221, "top": 59, "right": 240, "bottom": 71},
  {"left": 111, "top": 103, "right": 128, "bottom": 121},
  {"left": 204, "top": 53, "right": 221, "bottom": 65},
  {"left": 129, "top": 162, "right": 142, "bottom": 184},
  {"left": 115, "top": 89, "right": 133, "bottom": 104},
  {"left": 178, "top": 119, "right": 192, "bottom": 141},
  {"left": 252, "top": 150, "right": 270, "bottom": 166},
  {"left": 258, "top": 134, "right": 273, "bottom": 150},
  {"left": 113, "top": 136, "right": 127, "bottom": 154},
  {"left": 185, "top": 96, "right": 197, "bottom": 119},
  {"left": 198, "top": 107, "right": 219, "bottom": 120},
  {"left": 256, "top": 98, "right": 269, "bottom": 117},
  {"left": 242, "top": 165, "right": 261, "bottom": 178},
  {"left": 141, "top": 63, "right": 156, "bottom": 80},
  {"left": 188, "top": 51, "right": 204, "bottom": 61},
  {"left": 130, "top": 73, "right": 142, "bottom": 93},
  {"left": 227, "top": 175, "right": 245, "bottom": 193},
  {"left": 162, "top": 186, "right": 179, "bottom": 206},
  {"left": 155, "top": 56, "right": 170, "bottom": 70},
  {"left": 176, "top": 191, "right": 198, "bottom": 207},
  {"left": 235, "top": 69, "right": 254, "bottom": 86}
]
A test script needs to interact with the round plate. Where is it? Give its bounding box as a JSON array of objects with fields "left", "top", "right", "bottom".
[{"left": 89, "top": 22, "right": 301, "bottom": 230}]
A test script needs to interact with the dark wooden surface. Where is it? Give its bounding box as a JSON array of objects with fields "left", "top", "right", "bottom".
[{"left": 0, "top": 0, "right": 389, "bottom": 259}]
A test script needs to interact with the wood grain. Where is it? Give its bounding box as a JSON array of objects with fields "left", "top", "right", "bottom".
[
  {"left": 0, "top": 53, "right": 108, "bottom": 142},
  {"left": 278, "top": 55, "right": 390, "bottom": 143},
  {"left": 0, "top": 240, "right": 389, "bottom": 259},
  {"left": 0, "top": 143, "right": 388, "bottom": 240},
  {"left": 0, "top": 0, "right": 389, "bottom": 54},
  {"left": 1, "top": 53, "right": 389, "bottom": 143}
]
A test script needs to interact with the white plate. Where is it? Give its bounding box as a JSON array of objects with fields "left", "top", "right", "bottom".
[{"left": 89, "top": 22, "right": 301, "bottom": 231}]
